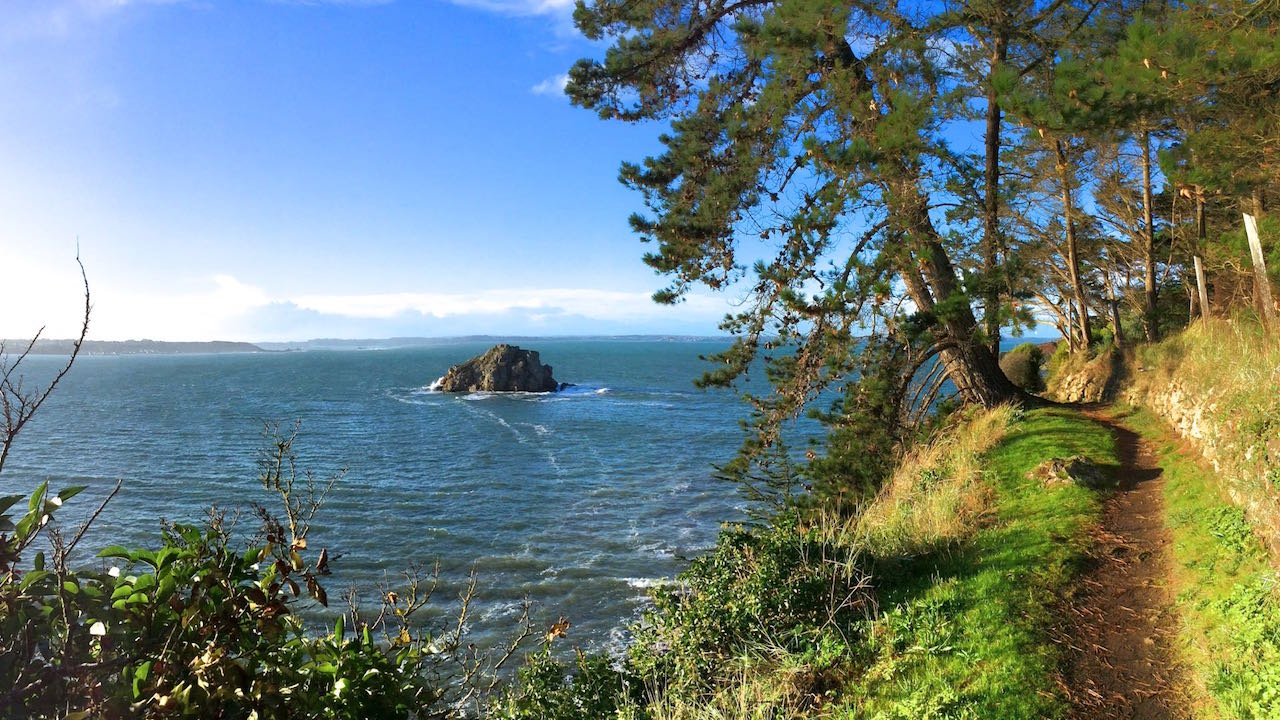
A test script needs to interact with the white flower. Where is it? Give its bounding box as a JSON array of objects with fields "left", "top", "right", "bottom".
[
  {"left": 108, "top": 567, "right": 120, "bottom": 578},
  {"left": 89, "top": 621, "right": 107, "bottom": 636},
  {"left": 49, "top": 496, "right": 62, "bottom": 507}
]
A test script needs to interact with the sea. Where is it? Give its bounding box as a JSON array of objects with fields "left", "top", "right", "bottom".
[{"left": 1, "top": 338, "right": 770, "bottom": 653}]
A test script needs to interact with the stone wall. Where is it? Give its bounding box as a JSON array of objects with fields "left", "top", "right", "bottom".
[{"left": 1125, "top": 374, "right": 1280, "bottom": 558}]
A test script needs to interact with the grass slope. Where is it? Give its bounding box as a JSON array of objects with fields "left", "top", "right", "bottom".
[
  {"left": 838, "top": 407, "right": 1115, "bottom": 718},
  {"left": 1124, "top": 408, "right": 1280, "bottom": 719},
  {"left": 495, "top": 406, "right": 1121, "bottom": 719}
]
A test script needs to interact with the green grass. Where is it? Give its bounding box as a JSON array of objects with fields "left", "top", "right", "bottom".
[
  {"left": 837, "top": 407, "right": 1116, "bottom": 718},
  {"left": 1123, "top": 407, "right": 1280, "bottom": 720},
  {"left": 495, "top": 406, "right": 1124, "bottom": 719}
]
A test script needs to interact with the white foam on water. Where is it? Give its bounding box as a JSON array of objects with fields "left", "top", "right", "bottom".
[{"left": 623, "top": 577, "right": 669, "bottom": 589}]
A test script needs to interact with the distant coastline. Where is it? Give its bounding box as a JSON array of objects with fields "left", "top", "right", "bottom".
[
  {"left": 7, "top": 334, "right": 1064, "bottom": 356},
  {"left": 11, "top": 339, "right": 267, "bottom": 356},
  {"left": 6, "top": 335, "right": 736, "bottom": 356}
]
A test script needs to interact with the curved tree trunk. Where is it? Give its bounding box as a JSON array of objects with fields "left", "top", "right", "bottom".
[{"left": 894, "top": 175, "right": 1023, "bottom": 408}]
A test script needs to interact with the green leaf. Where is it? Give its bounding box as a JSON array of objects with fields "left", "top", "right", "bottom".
[
  {"left": 62, "top": 580, "right": 79, "bottom": 595},
  {"left": 34, "top": 551, "right": 45, "bottom": 571},
  {"left": 334, "top": 615, "right": 344, "bottom": 641},
  {"left": 97, "top": 545, "right": 132, "bottom": 560},
  {"left": 132, "top": 660, "right": 153, "bottom": 698},
  {"left": 153, "top": 547, "right": 179, "bottom": 572},
  {"left": 57, "top": 485, "right": 87, "bottom": 503},
  {"left": 157, "top": 574, "right": 177, "bottom": 601},
  {"left": 28, "top": 481, "right": 47, "bottom": 513},
  {"left": 18, "top": 569, "right": 50, "bottom": 591},
  {"left": 15, "top": 512, "right": 38, "bottom": 541},
  {"left": 0, "top": 494, "right": 23, "bottom": 515},
  {"left": 132, "top": 574, "right": 156, "bottom": 592}
]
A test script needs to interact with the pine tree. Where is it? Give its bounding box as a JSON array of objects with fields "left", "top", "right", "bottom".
[{"left": 564, "top": 0, "right": 1117, "bottom": 422}]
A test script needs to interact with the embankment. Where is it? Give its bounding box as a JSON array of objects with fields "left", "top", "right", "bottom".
[{"left": 1122, "top": 321, "right": 1280, "bottom": 557}]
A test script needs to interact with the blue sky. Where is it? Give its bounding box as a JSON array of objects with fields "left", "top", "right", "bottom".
[{"left": 0, "top": 0, "right": 733, "bottom": 341}]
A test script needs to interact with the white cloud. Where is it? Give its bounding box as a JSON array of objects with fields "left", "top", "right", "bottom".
[
  {"left": 447, "top": 0, "right": 573, "bottom": 17},
  {"left": 0, "top": 0, "right": 190, "bottom": 44},
  {"left": 530, "top": 73, "right": 569, "bottom": 97},
  {"left": 290, "top": 287, "right": 720, "bottom": 322},
  {"left": 1, "top": 271, "right": 730, "bottom": 341}
]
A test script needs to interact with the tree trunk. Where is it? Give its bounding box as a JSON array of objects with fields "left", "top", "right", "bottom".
[
  {"left": 1057, "top": 138, "right": 1091, "bottom": 351},
  {"left": 1194, "top": 255, "right": 1209, "bottom": 320},
  {"left": 1243, "top": 211, "right": 1276, "bottom": 333},
  {"left": 1194, "top": 191, "right": 1209, "bottom": 319},
  {"left": 982, "top": 34, "right": 1008, "bottom": 360},
  {"left": 1140, "top": 130, "right": 1159, "bottom": 342},
  {"left": 1102, "top": 269, "right": 1123, "bottom": 349},
  {"left": 894, "top": 174, "right": 1022, "bottom": 408}
]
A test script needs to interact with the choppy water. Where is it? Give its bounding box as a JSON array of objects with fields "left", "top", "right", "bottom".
[{"left": 1, "top": 339, "right": 755, "bottom": 652}]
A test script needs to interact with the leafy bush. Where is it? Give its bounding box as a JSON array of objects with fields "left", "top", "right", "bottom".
[
  {"left": 0, "top": 427, "right": 532, "bottom": 719},
  {"left": 998, "top": 343, "right": 1045, "bottom": 392},
  {"left": 490, "top": 646, "right": 640, "bottom": 720},
  {"left": 627, "top": 513, "right": 873, "bottom": 706}
]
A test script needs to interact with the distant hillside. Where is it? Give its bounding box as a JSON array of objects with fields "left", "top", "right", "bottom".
[
  {"left": 255, "top": 335, "right": 732, "bottom": 351},
  {"left": 8, "top": 339, "right": 265, "bottom": 355}
]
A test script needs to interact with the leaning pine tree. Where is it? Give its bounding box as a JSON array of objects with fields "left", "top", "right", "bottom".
[{"left": 566, "top": 0, "right": 1081, "bottom": 450}]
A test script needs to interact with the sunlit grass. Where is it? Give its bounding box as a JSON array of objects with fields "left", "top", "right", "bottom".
[
  {"left": 1132, "top": 316, "right": 1280, "bottom": 554},
  {"left": 1125, "top": 407, "right": 1280, "bottom": 720},
  {"left": 834, "top": 407, "right": 1114, "bottom": 718}
]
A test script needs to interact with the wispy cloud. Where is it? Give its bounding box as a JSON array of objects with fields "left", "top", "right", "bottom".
[
  {"left": 0, "top": 0, "right": 189, "bottom": 44},
  {"left": 530, "top": 73, "right": 569, "bottom": 97},
  {"left": 446, "top": 0, "right": 573, "bottom": 17},
  {"left": 3, "top": 272, "right": 728, "bottom": 341},
  {"left": 267, "top": 0, "right": 394, "bottom": 6}
]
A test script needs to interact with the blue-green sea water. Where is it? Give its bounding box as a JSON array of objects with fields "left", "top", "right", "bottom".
[{"left": 2, "top": 339, "right": 755, "bottom": 651}]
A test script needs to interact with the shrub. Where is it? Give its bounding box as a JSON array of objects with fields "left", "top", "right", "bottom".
[
  {"left": 999, "top": 343, "right": 1045, "bottom": 392},
  {"left": 627, "top": 513, "right": 873, "bottom": 706},
  {"left": 0, "top": 427, "right": 532, "bottom": 719}
]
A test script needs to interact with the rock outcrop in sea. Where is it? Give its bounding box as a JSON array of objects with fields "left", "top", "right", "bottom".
[{"left": 434, "top": 344, "right": 564, "bottom": 392}]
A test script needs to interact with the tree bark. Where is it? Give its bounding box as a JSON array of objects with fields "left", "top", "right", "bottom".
[
  {"left": 1140, "top": 130, "right": 1159, "bottom": 342},
  {"left": 982, "top": 35, "right": 1008, "bottom": 360},
  {"left": 1194, "top": 190, "right": 1209, "bottom": 319},
  {"left": 1101, "top": 268, "right": 1123, "bottom": 349},
  {"left": 1243, "top": 211, "right": 1276, "bottom": 333},
  {"left": 895, "top": 177, "right": 1022, "bottom": 408},
  {"left": 1194, "top": 255, "right": 1210, "bottom": 319},
  {"left": 1056, "top": 138, "right": 1091, "bottom": 351}
]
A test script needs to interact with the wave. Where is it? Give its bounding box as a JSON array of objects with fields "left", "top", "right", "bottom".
[{"left": 623, "top": 577, "right": 670, "bottom": 589}]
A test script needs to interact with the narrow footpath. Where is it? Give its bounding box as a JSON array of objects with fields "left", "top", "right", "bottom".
[{"left": 1059, "top": 409, "right": 1190, "bottom": 719}]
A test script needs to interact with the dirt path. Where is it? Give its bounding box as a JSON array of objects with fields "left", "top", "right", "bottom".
[{"left": 1059, "top": 410, "right": 1190, "bottom": 719}]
